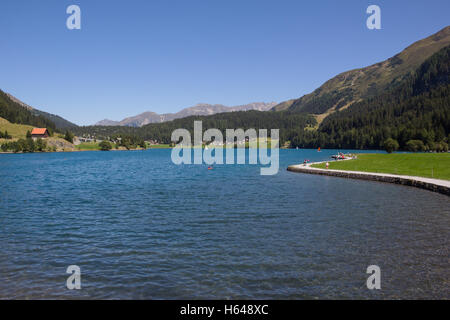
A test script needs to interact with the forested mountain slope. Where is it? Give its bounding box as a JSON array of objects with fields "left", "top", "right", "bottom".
[
  {"left": 0, "top": 90, "right": 56, "bottom": 131},
  {"left": 273, "top": 26, "right": 450, "bottom": 117},
  {"left": 5, "top": 92, "right": 78, "bottom": 130},
  {"left": 289, "top": 45, "right": 450, "bottom": 151}
]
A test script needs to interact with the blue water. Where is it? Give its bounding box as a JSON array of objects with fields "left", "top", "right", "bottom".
[{"left": 0, "top": 149, "right": 448, "bottom": 299}]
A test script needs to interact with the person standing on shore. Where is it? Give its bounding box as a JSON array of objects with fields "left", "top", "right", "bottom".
[{"left": 326, "top": 162, "right": 329, "bottom": 169}]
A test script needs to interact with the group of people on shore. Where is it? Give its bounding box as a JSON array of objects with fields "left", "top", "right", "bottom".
[{"left": 301, "top": 153, "right": 358, "bottom": 169}]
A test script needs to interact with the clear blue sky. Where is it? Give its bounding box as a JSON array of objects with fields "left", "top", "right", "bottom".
[{"left": 1, "top": 0, "right": 449, "bottom": 125}]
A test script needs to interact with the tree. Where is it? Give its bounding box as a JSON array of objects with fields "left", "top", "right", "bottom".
[
  {"left": 36, "top": 138, "right": 47, "bottom": 152},
  {"left": 406, "top": 140, "right": 425, "bottom": 152},
  {"left": 99, "top": 141, "right": 112, "bottom": 151},
  {"left": 26, "top": 130, "right": 32, "bottom": 139},
  {"left": 384, "top": 138, "right": 399, "bottom": 153},
  {"left": 435, "top": 141, "right": 449, "bottom": 152},
  {"left": 21, "top": 138, "right": 35, "bottom": 153},
  {"left": 13, "top": 140, "right": 24, "bottom": 153},
  {"left": 138, "top": 140, "right": 147, "bottom": 149},
  {"left": 64, "top": 130, "right": 74, "bottom": 143},
  {"left": 0, "top": 130, "right": 12, "bottom": 139}
]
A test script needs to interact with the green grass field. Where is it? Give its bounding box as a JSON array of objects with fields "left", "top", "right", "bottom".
[
  {"left": 312, "top": 153, "right": 450, "bottom": 180},
  {"left": 75, "top": 142, "right": 102, "bottom": 151},
  {"left": 0, "top": 116, "right": 34, "bottom": 139}
]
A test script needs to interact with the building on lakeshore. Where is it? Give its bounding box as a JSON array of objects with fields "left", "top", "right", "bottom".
[{"left": 31, "top": 128, "right": 49, "bottom": 139}]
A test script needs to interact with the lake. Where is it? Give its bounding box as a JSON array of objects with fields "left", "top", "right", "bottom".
[{"left": 0, "top": 149, "right": 448, "bottom": 299}]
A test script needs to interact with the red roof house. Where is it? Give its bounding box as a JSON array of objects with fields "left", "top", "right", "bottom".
[{"left": 31, "top": 128, "right": 49, "bottom": 139}]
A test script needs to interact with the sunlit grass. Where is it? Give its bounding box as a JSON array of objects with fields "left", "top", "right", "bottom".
[{"left": 312, "top": 153, "right": 450, "bottom": 180}]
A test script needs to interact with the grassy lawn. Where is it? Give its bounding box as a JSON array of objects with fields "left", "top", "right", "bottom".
[
  {"left": 75, "top": 142, "right": 102, "bottom": 151},
  {"left": 0, "top": 116, "right": 34, "bottom": 139},
  {"left": 312, "top": 153, "right": 450, "bottom": 180}
]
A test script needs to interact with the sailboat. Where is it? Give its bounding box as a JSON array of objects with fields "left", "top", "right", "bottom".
[{"left": 317, "top": 147, "right": 321, "bottom": 152}]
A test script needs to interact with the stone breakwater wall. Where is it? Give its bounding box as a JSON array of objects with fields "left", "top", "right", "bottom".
[{"left": 287, "top": 165, "right": 450, "bottom": 197}]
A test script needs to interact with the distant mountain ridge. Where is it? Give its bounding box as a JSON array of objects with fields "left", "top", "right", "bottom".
[
  {"left": 95, "top": 102, "right": 277, "bottom": 127},
  {"left": 273, "top": 26, "right": 450, "bottom": 118}
]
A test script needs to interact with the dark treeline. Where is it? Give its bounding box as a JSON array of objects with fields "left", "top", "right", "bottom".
[
  {"left": 1, "top": 138, "right": 47, "bottom": 153},
  {"left": 73, "top": 111, "right": 317, "bottom": 145},
  {"left": 0, "top": 90, "right": 57, "bottom": 132},
  {"left": 290, "top": 45, "right": 450, "bottom": 151},
  {"left": 112, "top": 135, "right": 147, "bottom": 149}
]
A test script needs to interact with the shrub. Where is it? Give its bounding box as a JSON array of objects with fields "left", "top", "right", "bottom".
[
  {"left": 435, "top": 141, "right": 449, "bottom": 152},
  {"left": 0, "top": 130, "right": 12, "bottom": 139},
  {"left": 36, "top": 138, "right": 47, "bottom": 152},
  {"left": 99, "top": 141, "right": 112, "bottom": 151},
  {"left": 384, "top": 138, "right": 399, "bottom": 153},
  {"left": 64, "top": 130, "right": 74, "bottom": 143},
  {"left": 406, "top": 140, "right": 425, "bottom": 152}
]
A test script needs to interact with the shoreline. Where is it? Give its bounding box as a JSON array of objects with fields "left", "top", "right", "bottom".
[
  {"left": 0, "top": 148, "right": 150, "bottom": 154},
  {"left": 287, "top": 160, "right": 450, "bottom": 196}
]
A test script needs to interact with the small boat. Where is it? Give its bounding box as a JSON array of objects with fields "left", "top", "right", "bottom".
[
  {"left": 208, "top": 166, "right": 213, "bottom": 170},
  {"left": 317, "top": 147, "right": 321, "bottom": 152}
]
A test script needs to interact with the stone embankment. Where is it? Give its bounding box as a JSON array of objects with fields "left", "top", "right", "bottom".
[{"left": 287, "top": 163, "right": 450, "bottom": 196}]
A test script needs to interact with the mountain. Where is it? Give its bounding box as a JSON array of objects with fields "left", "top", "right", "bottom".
[
  {"left": 94, "top": 102, "right": 277, "bottom": 127},
  {"left": 289, "top": 44, "right": 450, "bottom": 151},
  {"left": 0, "top": 90, "right": 57, "bottom": 131},
  {"left": 73, "top": 109, "right": 316, "bottom": 145},
  {"left": 31, "top": 109, "right": 78, "bottom": 130},
  {"left": 273, "top": 26, "right": 450, "bottom": 119},
  {"left": 4, "top": 92, "right": 78, "bottom": 130},
  {"left": 76, "top": 32, "right": 449, "bottom": 152},
  {"left": 95, "top": 119, "right": 121, "bottom": 126}
]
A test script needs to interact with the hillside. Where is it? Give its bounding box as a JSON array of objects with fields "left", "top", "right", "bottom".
[
  {"left": 31, "top": 109, "right": 78, "bottom": 130},
  {"left": 0, "top": 90, "right": 56, "bottom": 131},
  {"left": 95, "top": 102, "right": 277, "bottom": 127},
  {"left": 0, "top": 116, "right": 76, "bottom": 152},
  {"left": 290, "top": 45, "right": 450, "bottom": 151},
  {"left": 0, "top": 116, "right": 34, "bottom": 139},
  {"left": 273, "top": 26, "right": 450, "bottom": 119},
  {"left": 5, "top": 92, "right": 78, "bottom": 130}
]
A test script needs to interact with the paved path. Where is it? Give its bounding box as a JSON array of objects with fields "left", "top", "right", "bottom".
[{"left": 287, "top": 161, "right": 450, "bottom": 196}]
